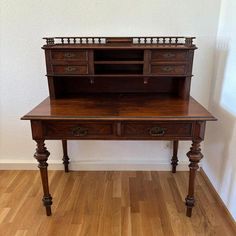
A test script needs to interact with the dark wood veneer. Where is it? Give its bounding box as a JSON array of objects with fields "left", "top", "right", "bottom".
[{"left": 22, "top": 36, "right": 216, "bottom": 218}]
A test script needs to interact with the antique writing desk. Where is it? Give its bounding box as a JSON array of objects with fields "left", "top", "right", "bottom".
[{"left": 21, "top": 36, "right": 216, "bottom": 217}]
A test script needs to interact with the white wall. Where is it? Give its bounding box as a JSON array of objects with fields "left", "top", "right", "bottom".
[
  {"left": 0, "top": 0, "right": 221, "bottom": 170},
  {"left": 204, "top": 0, "right": 236, "bottom": 220}
]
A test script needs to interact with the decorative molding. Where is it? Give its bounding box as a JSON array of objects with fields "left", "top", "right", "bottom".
[{"left": 43, "top": 36, "right": 196, "bottom": 46}]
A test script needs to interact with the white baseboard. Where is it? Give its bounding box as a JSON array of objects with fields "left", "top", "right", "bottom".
[{"left": 0, "top": 160, "right": 190, "bottom": 171}]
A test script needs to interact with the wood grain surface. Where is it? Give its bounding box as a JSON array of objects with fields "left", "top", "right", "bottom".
[
  {"left": 0, "top": 170, "right": 234, "bottom": 236},
  {"left": 21, "top": 95, "right": 216, "bottom": 121}
]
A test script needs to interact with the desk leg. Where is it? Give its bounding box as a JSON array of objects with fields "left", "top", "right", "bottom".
[
  {"left": 62, "top": 140, "right": 70, "bottom": 172},
  {"left": 171, "top": 140, "right": 179, "bottom": 173},
  {"left": 185, "top": 140, "right": 203, "bottom": 217},
  {"left": 34, "top": 140, "right": 52, "bottom": 216}
]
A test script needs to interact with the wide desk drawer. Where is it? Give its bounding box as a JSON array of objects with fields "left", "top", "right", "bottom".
[
  {"left": 41, "top": 121, "right": 194, "bottom": 140},
  {"left": 43, "top": 121, "right": 115, "bottom": 139},
  {"left": 122, "top": 121, "right": 193, "bottom": 139}
]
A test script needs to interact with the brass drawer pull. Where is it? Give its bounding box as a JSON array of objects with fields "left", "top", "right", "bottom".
[
  {"left": 72, "top": 127, "right": 88, "bottom": 137},
  {"left": 162, "top": 66, "right": 174, "bottom": 72},
  {"left": 64, "top": 52, "right": 75, "bottom": 58},
  {"left": 65, "top": 66, "right": 76, "bottom": 72},
  {"left": 149, "top": 127, "right": 166, "bottom": 136},
  {"left": 163, "top": 52, "right": 175, "bottom": 58}
]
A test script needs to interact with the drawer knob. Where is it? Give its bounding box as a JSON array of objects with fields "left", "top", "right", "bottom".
[
  {"left": 163, "top": 52, "right": 175, "bottom": 58},
  {"left": 72, "top": 127, "right": 88, "bottom": 137},
  {"left": 162, "top": 66, "right": 174, "bottom": 72},
  {"left": 65, "top": 66, "right": 76, "bottom": 72},
  {"left": 149, "top": 127, "right": 166, "bottom": 136},
  {"left": 64, "top": 52, "right": 75, "bottom": 58}
]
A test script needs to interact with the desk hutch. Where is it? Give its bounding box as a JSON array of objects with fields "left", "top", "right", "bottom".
[{"left": 21, "top": 36, "right": 216, "bottom": 217}]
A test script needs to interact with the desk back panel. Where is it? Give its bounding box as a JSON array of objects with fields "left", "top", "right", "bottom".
[{"left": 43, "top": 36, "right": 196, "bottom": 99}]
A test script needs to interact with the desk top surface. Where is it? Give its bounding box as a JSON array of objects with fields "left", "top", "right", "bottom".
[{"left": 21, "top": 94, "right": 216, "bottom": 121}]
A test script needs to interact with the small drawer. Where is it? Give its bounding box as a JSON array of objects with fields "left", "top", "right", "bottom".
[
  {"left": 51, "top": 50, "right": 88, "bottom": 61},
  {"left": 53, "top": 65, "right": 88, "bottom": 75},
  {"left": 151, "top": 65, "right": 186, "bottom": 75},
  {"left": 43, "top": 121, "right": 115, "bottom": 139},
  {"left": 151, "top": 50, "right": 188, "bottom": 61},
  {"left": 122, "top": 122, "right": 193, "bottom": 139}
]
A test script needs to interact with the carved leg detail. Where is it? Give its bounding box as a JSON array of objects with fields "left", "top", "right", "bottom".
[
  {"left": 62, "top": 140, "right": 70, "bottom": 172},
  {"left": 185, "top": 140, "right": 203, "bottom": 217},
  {"left": 171, "top": 140, "right": 179, "bottom": 173},
  {"left": 34, "top": 140, "right": 52, "bottom": 216}
]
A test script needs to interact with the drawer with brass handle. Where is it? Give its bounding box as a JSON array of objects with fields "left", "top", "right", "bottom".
[
  {"left": 51, "top": 50, "right": 88, "bottom": 61},
  {"left": 151, "top": 50, "right": 188, "bottom": 61},
  {"left": 149, "top": 126, "right": 166, "bottom": 136},
  {"left": 43, "top": 121, "right": 115, "bottom": 139},
  {"left": 151, "top": 65, "right": 186, "bottom": 75},
  {"left": 53, "top": 65, "right": 88, "bottom": 75},
  {"left": 122, "top": 122, "right": 193, "bottom": 139},
  {"left": 71, "top": 127, "right": 88, "bottom": 137}
]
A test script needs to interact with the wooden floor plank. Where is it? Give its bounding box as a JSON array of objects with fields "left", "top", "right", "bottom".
[{"left": 0, "top": 170, "right": 235, "bottom": 236}]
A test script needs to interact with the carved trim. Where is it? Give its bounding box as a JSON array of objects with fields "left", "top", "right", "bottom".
[
  {"left": 185, "top": 140, "right": 203, "bottom": 217},
  {"left": 34, "top": 140, "right": 50, "bottom": 163},
  {"left": 43, "top": 36, "right": 196, "bottom": 47},
  {"left": 187, "top": 140, "right": 203, "bottom": 165},
  {"left": 34, "top": 139, "right": 52, "bottom": 216},
  {"left": 171, "top": 140, "right": 179, "bottom": 173}
]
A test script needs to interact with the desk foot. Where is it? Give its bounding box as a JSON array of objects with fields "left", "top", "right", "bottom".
[
  {"left": 185, "top": 140, "right": 203, "bottom": 217},
  {"left": 62, "top": 140, "right": 70, "bottom": 172},
  {"left": 34, "top": 140, "right": 53, "bottom": 216},
  {"left": 171, "top": 140, "right": 179, "bottom": 173},
  {"left": 43, "top": 196, "right": 52, "bottom": 216},
  {"left": 186, "top": 207, "right": 192, "bottom": 217}
]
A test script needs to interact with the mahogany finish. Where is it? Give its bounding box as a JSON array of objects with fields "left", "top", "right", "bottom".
[
  {"left": 22, "top": 36, "right": 216, "bottom": 218},
  {"left": 171, "top": 140, "right": 179, "bottom": 173},
  {"left": 62, "top": 140, "right": 69, "bottom": 172}
]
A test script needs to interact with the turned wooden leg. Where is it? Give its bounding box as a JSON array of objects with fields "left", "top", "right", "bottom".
[
  {"left": 185, "top": 140, "right": 203, "bottom": 217},
  {"left": 171, "top": 140, "right": 179, "bottom": 173},
  {"left": 34, "top": 140, "right": 52, "bottom": 216},
  {"left": 62, "top": 140, "right": 70, "bottom": 172}
]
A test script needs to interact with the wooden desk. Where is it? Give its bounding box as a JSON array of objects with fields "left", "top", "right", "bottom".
[
  {"left": 22, "top": 36, "right": 216, "bottom": 217},
  {"left": 22, "top": 94, "right": 215, "bottom": 217}
]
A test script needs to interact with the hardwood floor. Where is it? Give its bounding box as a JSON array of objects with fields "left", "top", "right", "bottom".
[{"left": 0, "top": 170, "right": 235, "bottom": 236}]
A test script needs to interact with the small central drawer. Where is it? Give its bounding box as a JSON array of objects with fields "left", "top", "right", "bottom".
[
  {"left": 43, "top": 121, "right": 115, "bottom": 139},
  {"left": 53, "top": 65, "right": 88, "bottom": 75},
  {"left": 51, "top": 50, "right": 88, "bottom": 61},
  {"left": 122, "top": 122, "right": 193, "bottom": 139},
  {"left": 151, "top": 50, "right": 188, "bottom": 61},
  {"left": 151, "top": 65, "right": 186, "bottom": 75}
]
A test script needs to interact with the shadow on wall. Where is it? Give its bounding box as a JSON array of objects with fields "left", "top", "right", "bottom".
[{"left": 204, "top": 40, "right": 236, "bottom": 217}]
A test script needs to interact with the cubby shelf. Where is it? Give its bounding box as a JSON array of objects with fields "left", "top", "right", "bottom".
[{"left": 94, "top": 61, "right": 144, "bottom": 64}]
